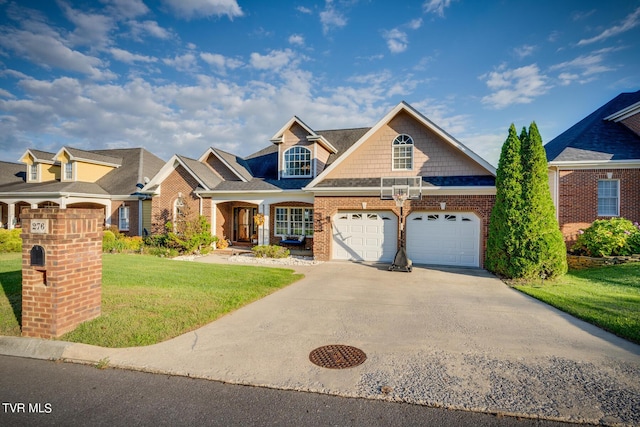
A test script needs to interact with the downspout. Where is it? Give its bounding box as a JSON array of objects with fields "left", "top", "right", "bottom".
[{"left": 195, "top": 192, "right": 204, "bottom": 216}]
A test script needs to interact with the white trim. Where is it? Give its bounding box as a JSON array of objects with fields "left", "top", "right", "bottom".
[
  {"left": 549, "top": 160, "right": 640, "bottom": 169},
  {"left": 53, "top": 147, "right": 121, "bottom": 168},
  {"left": 18, "top": 149, "right": 56, "bottom": 164},
  {"left": 307, "top": 101, "right": 496, "bottom": 188},
  {"left": 604, "top": 101, "right": 640, "bottom": 122},
  {"left": 307, "top": 186, "right": 496, "bottom": 196}
]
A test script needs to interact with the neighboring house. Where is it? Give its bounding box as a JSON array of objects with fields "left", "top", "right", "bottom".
[
  {"left": 546, "top": 90, "right": 640, "bottom": 246},
  {"left": 142, "top": 101, "right": 497, "bottom": 267},
  {"left": 0, "top": 147, "right": 165, "bottom": 235}
]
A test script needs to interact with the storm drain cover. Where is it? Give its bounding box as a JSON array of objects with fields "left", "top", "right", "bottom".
[{"left": 309, "top": 345, "right": 367, "bottom": 369}]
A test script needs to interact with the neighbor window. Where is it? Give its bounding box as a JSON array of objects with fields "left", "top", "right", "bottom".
[
  {"left": 275, "top": 207, "right": 314, "bottom": 236},
  {"left": 284, "top": 146, "right": 311, "bottom": 177},
  {"left": 119, "top": 205, "right": 130, "bottom": 231},
  {"left": 598, "top": 180, "right": 619, "bottom": 216},
  {"left": 29, "top": 164, "right": 38, "bottom": 181},
  {"left": 392, "top": 134, "right": 414, "bottom": 170},
  {"left": 64, "top": 162, "right": 73, "bottom": 180}
]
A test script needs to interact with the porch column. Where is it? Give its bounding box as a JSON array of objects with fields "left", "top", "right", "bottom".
[
  {"left": 211, "top": 202, "right": 217, "bottom": 238},
  {"left": 259, "top": 203, "right": 270, "bottom": 245},
  {"left": 7, "top": 203, "right": 15, "bottom": 230}
]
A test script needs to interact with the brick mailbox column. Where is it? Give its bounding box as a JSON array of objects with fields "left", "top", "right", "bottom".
[{"left": 21, "top": 208, "right": 103, "bottom": 339}]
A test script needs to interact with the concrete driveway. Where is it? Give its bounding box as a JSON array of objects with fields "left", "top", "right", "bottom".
[{"left": 2, "top": 258, "right": 639, "bottom": 425}]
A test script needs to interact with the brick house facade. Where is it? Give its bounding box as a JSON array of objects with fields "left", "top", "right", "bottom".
[{"left": 546, "top": 90, "right": 640, "bottom": 247}]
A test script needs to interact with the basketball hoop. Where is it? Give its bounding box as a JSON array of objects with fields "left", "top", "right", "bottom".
[
  {"left": 392, "top": 192, "right": 408, "bottom": 207},
  {"left": 391, "top": 185, "right": 409, "bottom": 207}
]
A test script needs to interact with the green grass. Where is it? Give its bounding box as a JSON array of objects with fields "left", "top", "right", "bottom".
[
  {"left": 514, "top": 262, "right": 640, "bottom": 344},
  {"left": 0, "top": 253, "right": 302, "bottom": 347}
]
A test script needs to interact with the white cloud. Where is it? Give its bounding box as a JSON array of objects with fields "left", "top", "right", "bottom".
[
  {"left": 250, "top": 49, "right": 295, "bottom": 71},
  {"left": 110, "top": 47, "right": 157, "bottom": 63},
  {"left": 320, "top": 0, "right": 347, "bottom": 35},
  {"left": 102, "top": 0, "right": 150, "bottom": 19},
  {"left": 578, "top": 6, "right": 640, "bottom": 46},
  {"left": 128, "top": 20, "right": 172, "bottom": 40},
  {"left": 0, "top": 28, "right": 115, "bottom": 80},
  {"left": 60, "top": 4, "right": 115, "bottom": 48},
  {"left": 549, "top": 50, "right": 616, "bottom": 83},
  {"left": 513, "top": 44, "right": 536, "bottom": 59},
  {"left": 200, "top": 52, "right": 243, "bottom": 73},
  {"left": 382, "top": 18, "right": 423, "bottom": 54},
  {"left": 423, "top": 0, "right": 456, "bottom": 17},
  {"left": 479, "top": 64, "right": 551, "bottom": 109},
  {"left": 288, "top": 34, "right": 305, "bottom": 46},
  {"left": 163, "top": 53, "right": 199, "bottom": 72},
  {"left": 161, "top": 0, "right": 243, "bottom": 20},
  {"left": 383, "top": 28, "right": 409, "bottom": 54},
  {"left": 296, "top": 6, "right": 312, "bottom": 14}
]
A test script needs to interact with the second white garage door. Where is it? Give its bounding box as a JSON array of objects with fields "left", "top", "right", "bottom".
[
  {"left": 332, "top": 211, "right": 398, "bottom": 262},
  {"left": 406, "top": 212, "right": 480, "bottom": 267}
]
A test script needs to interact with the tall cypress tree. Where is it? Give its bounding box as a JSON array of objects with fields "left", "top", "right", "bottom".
[
  {"left": 519, "top": 122, "right": 567, "bottom": 279},
  {"left": 486, "top": 124, "right": 524, "bottom": 277}
]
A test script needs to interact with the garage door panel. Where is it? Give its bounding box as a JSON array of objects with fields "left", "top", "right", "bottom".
[
  {"left": 406, "top": 212, "right": 480, "bottom": 267},
  {"left": 332, "top": 211, "right": 397, "bottom": 262}
]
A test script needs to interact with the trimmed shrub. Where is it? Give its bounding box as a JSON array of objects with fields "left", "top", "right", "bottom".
[
  {"left": 0, "top": 228, "right": 22, "bottom": 253},
  {"left": 252, "top": 245, "right": 290, "bottom": 259},
  {"left": 571, "top": 218, "right": 640, "bottom": 257}
]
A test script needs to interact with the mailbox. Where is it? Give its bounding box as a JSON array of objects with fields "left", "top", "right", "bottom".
[{"left": 30, "top": 245, "right": 45, "bottom": 267}]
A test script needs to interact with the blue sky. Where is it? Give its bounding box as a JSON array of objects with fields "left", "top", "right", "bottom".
[{"left": 1, "top": 0, "right": 639, "bottom": 167}]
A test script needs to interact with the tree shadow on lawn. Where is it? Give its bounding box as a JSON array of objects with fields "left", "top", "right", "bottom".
[{"left": 0, "top": 269, "right": 22, "bottom": 328}]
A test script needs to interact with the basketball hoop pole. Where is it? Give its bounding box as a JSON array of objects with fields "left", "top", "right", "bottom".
[{"left": 393, "top": 193, "right": 408, "bottom": 248}]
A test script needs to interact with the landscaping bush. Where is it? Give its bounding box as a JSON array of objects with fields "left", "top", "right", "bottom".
[
  {"left": 252, "top": 245, "right": 290, "bottom": 259},
  {"left": 571, "top": 218, "right": 640, "bottom": 257},
  {"left": 103, "top": 228, "right": 144, "bottom": 253},
  {"left": 0, "top": 229, "right": 22, "bottom": 253}
]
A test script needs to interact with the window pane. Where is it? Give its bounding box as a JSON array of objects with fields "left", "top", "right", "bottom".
[
  {"left": 284, "top": 147, "right": 311, "bottom": 176},
  {"left": 304, "top": 208, "right": 314, "bottom": 236},
  {"left": 392, "top": 134, "right": 413, "bottom": 170},
  {"left": 275, "top": 208, "right": 289, "bottom": 235},
  {"left": 597, "top": 180, "right": 619, "bottom": 216}
]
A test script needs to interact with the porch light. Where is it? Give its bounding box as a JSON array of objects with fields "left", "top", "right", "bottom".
[{"left": 440, "top": 202, "right": 446, "bottom": 210}]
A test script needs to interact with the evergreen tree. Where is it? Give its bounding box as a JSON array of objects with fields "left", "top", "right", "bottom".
[
  {"left": 519, "top": 122, "right": 567, "bottom": 279},
  {"left": 486, "top": 124, "right": 524, "bottom": 277}
]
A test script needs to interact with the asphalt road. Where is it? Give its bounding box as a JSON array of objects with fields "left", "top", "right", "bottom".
[{"left": 0, "top": 356, "right": 573, "bottom": 427}]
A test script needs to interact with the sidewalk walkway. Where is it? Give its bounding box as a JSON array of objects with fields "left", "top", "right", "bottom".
[{"left": 1, "top": 254, "right": 639, "bottom": 425}]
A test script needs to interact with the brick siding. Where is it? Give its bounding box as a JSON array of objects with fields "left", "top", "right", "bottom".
[
  {"left": 20, "top": 208, "right": 103, "bottom": 338},
  {"left": 558, "top": 168, "right": 640, "bottom": 246},
  {"left": 151, "top": 166, "right": 206, "bottom": 234}
]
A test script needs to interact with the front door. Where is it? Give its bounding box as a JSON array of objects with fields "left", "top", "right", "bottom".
[{"left": 233, "top": 207, "right": 257, "bottom": 243}]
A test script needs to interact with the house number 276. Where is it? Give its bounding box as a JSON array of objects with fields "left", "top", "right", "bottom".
[{"left": 30, "top": 220, "right": 48, "bottom": 234}]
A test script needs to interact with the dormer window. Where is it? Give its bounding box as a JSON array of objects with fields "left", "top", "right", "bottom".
[
  {"left": 64, "top": 162, "right": 73, "bottom": 180},
  {"left": 284, "top": 146, "right": 311, "bottom": 177},
  {"left": 29, "top": 164, "right": 38, "bottom": 181},
  {"left": 392, "top": 134, "right": 414, "bottom": 170}
]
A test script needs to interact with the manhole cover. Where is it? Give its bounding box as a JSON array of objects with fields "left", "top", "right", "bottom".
[{"left": 309, "top": 345, "right": 367, "bottom": 369}]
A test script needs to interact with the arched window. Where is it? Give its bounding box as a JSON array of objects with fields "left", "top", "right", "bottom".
[
  {"left": 173, "top": 195, "right": 185, "bottom": 233},
  {"left": 392, "top": 134, "right": 413, "bottom": 170},
  {"left": 284, "top": 146, "right": 312, "bottom": 177}
]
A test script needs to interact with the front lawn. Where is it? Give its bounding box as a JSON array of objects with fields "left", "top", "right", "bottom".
[
  {"left": 0, "top": 253, "right": 302, "bottom": 347},
  {"left": 514, "top": 262, "right": 640, "bottom": 344}
]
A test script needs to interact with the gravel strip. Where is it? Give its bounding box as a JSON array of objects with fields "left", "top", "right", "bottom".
[
  {"left": 227, "top": 253, "right": 323, "bottom": 266},
  {"left": 356, "top": 351, "right": 640, "bottom": 426}
]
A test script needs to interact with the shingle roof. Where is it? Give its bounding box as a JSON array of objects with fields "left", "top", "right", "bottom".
[
  {"left": 545, "top": 90, "right": 640, "bottom": 162},
  {"left": 210, "top": 148, "right": 253, "bottom": 181},
  {"left": 177, "top": 155, "right": 222, "bottom": 190},
  {"left": 65, "top": 147, "right": 122, "bottom": 165},
  {"left": 316, "top": 127, "right": 370, "bottom": 167},
  {"left": 94, "top": 148, "right": 164, "bottom": 194},
  {"left": 0, "top": 161, "right": 26, "bottom": 186},
  {"left": 26, "top": 149, "right": 56, "bottom": 162}
]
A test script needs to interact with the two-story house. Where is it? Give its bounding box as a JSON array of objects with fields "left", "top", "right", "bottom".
[
  {"left": 142, "top": 101, "right": 497, "bottom": 267},
  {"left": 0, "top": 147, "right": 165, "bottom": 235}
]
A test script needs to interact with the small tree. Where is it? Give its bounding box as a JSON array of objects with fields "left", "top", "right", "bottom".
[
  {"left": 486, "top": 124, "right": 524, "bottom": 277},
  {"left": 487, "top": 123, "right": 567, "bottom": 279},
  {"left": 519, "top": 122, "right": 567, "bottom": 279}
]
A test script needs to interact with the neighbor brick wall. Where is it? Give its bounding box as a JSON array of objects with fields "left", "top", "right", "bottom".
[
  {"left": 558, "top": 168, "right": 640, "bottom": 246},
  {"left": 21, "top": 208, "right": 103, "bottom": 339},
  {"left": 312, "top": 194, "right": 495, "bottom": 266}
]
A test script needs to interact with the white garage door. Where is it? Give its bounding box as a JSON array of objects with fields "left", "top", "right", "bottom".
[
  {"left": 332, "top": 211, "right": 398, "bottom": 262},
  {"left": 406, "top": 212, "right": 480, "bottom": 267}
]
